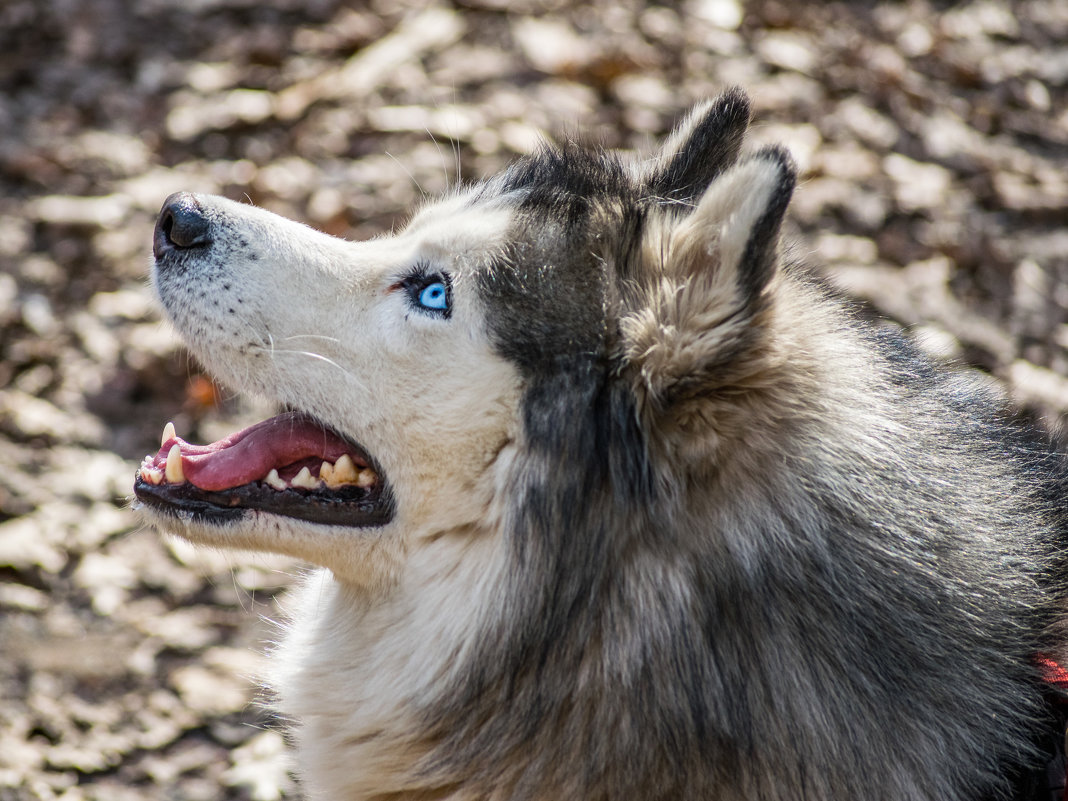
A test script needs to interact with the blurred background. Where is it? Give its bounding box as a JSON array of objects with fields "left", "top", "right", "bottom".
[{"left": 1, "top": 0, "right": 1066, "bottom": 798}]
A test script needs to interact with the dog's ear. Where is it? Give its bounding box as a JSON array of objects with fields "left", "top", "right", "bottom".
[
  {"left": 669, "top": 145, "right": 796, "bottom": 306},
  {"left": 622, "top": 146, "right": 797, "bottom": 437},
  {"left": 643, "top": 88, "right": 751, "bottom": 208}
]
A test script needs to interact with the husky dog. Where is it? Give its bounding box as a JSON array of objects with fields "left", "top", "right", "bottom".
[{"left": 134, "top": 89, "right": 1068, "bottom": 800}]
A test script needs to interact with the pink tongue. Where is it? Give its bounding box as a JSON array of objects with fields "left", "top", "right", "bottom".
[{"left": 158, "top": 412, "right": 360, "bottom": 491}]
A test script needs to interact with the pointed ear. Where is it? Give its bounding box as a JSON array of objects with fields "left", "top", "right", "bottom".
[
  {"left": 644, "top": 88, "right": 751, "bottom": 208},
  {"left": 674, "top": 144, "right": 796, "bottom": 304},
  {"left": 623, "top": 146, "right": 797, "bottom": 427}
]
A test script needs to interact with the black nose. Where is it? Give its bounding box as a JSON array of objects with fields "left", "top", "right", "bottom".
[{"left": 154, "top": 192, "right": 212, "bottom": 258}]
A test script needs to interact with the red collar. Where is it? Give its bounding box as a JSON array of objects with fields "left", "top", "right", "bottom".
[{"left": 1037, "top": 654, "right": 1068, "bottom": 692}]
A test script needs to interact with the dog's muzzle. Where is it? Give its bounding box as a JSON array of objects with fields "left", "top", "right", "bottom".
[{"left": 141, "top": 193, "right": 397, "bottom": 529}]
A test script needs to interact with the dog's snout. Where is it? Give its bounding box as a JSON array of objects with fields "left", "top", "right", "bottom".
[{"left": 154, "top": 192, "right": 212, "bottom": 259}]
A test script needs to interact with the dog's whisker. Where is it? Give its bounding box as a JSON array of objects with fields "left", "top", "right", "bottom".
[
  {"left": 248, "top": 345, "right": 354, "bottom": 377},
  {"left": 278, "top": 334, "right": 342, "bottom": 344},
  {"left": 640, "top": 193, "right": 697, "bottom": 210},
  {"left": 386, "top": 150, "right": 425, "bottom": 198}
]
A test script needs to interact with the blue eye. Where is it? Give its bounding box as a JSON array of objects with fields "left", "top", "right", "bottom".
[
  {"left": 418, "top": 281, "right": 449, "bottom": 310},
  {"left": 400, "top": 270, "right": 451, "bottom": 317}
]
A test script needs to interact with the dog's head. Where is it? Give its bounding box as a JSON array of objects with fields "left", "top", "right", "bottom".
[{"left": 134, "top": 88, "right": 797, "bottom": 586}]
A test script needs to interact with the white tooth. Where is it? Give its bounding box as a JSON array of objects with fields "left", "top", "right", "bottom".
[
  {"left": 142, "top": 465, "right": 164, "bottom": 485},
  {"left": 356, "top": 468, "right": 377, "bottom": 489},
  {"left": 161, "top": 421, "right": 176, "bottom": 447},
  {"left": 164, "top": 444, "right": 185, "bottom": 483},
  {"left": 333, "top": 454, "right": 358, "bottom": 484},
  {"left": 265, "top": 469, "right": 287, "bottom": 491},
  {"left": 320, "top": 461, "right": 334, "bottom": 485},
  {"left": 291, "top": 466, "right": 318, "bottom": 489}
]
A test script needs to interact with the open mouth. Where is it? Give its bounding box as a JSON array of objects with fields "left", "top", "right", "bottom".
[{"left": 133, "top": 411, "right": 393, "bottom": 527}]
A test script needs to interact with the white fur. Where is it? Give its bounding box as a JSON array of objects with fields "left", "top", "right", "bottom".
[{"left": 150, "top": 192, "right": 522, "bottom": 588}]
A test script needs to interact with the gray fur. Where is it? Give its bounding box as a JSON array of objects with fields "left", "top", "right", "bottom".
[{"left": 425, "top": 96, "right": 1068, "bottom": 800}]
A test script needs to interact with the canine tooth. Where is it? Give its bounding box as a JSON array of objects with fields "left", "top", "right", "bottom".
[
  {"left": 265, "top": 469, "right": 287, "bottom": 491},
  {"left": 164, "top": 444, "right": 185, "bottom": 483},
  {"left": 291, "top": 466, "right": 318, "bottom": 490},
  {"left": 356, "top": 468, "right": 377, "bottom": 489},
  {"left": 333, "top": 454, "right": 358, "bottom": 484},
  {"left": 161, "top": 421, "right": 176, "bottom": 446}
]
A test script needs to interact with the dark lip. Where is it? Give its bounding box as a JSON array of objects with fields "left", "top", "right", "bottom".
[{"left": 134, "top": 472, "right": 395, "bottom": 527}]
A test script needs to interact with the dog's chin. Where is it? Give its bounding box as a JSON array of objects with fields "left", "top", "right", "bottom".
[
  {"left": 134, "top": 496, "right": 405, "bottom": 588},
  {"left": 132, "top": 411, "right": 395, "bottom": 530}
]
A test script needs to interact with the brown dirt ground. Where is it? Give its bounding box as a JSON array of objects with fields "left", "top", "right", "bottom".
[{"left": 1, "top": 1, "right": 1066, "bottom": 798}]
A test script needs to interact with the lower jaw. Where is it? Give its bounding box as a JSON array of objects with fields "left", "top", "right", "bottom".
[{"left": 133, "top": 475, "right": 393, "bottom": 527}]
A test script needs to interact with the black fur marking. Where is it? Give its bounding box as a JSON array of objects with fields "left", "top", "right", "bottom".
[
  {"left": 419, "top": 369, "right": 667, "bottom": 795},
  {"left": 477, "top": 144, "right": 652, "bottom": 377},
  {"left": 646, "top": 87, "right": 751, "bottom": 206},
  {"left": 736, "top": 146, "right": 797, "bottom": 304},
  {"left": 494, "top": 144, "right": 638, "bottom": 215}
]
